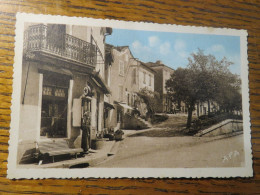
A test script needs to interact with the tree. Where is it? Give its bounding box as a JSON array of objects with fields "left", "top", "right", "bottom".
[
  {"left": 137, "top": 88, "right": 160, "bottom": 119},
  {"left": 166, "top": 49, "right": 241, "bottom": 129},
  {"left": 215, "top": 74, "right": 242, "bottom": 113},
  {"left": 187, "top": 49, "right": 234, "bottom": 115},
  {"left": 166, "top": 68, "right": 199, "bottom": 128}
]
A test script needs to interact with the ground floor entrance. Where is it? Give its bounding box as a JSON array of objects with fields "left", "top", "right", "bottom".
[{"left": 40, "top": 72, "right": 71, "bottom": 138}]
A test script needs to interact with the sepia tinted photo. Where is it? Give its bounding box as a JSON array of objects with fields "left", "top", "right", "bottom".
[{"left": 8, "top": 13, "right": 252, "bottom": 178}]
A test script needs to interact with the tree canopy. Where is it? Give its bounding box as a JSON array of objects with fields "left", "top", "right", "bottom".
[
  {"left": 166, "top": 49, "right": 241, "bottom": 128},
  {"left": 166, "top": 68, "right": 199, "bottom": 128},
  {"left": 137, "top": 88, "right": 160, "bottom": 118}
]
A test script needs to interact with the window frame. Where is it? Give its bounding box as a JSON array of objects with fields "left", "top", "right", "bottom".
[
  {"left": 118, "top": 85, "right": 123, "bottom": 101},
  {"left": 132, "top": 68, "right": 136, "bottom": 84},
  {"left": 119, "top": 60, "right": 124, "bottom": 76}
]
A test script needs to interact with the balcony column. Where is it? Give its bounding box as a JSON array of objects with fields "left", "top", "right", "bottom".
[
  {"left": 36, "top": 73, "right": 43, "bottom": 141},
  {"left": 67, "top": 79, "right": 74, "bottom": 139}
]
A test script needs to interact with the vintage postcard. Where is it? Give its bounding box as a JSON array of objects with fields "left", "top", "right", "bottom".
[{"left": 8, "top": 13, "right": 252, "bottom": 178}]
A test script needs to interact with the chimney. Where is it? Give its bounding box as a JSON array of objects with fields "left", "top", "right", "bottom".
[{"left": 156, "top": 60, "right": 162, "bottom": 64}]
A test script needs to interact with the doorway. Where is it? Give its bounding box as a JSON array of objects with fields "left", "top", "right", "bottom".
[{"left": 40, "top": 72, "right": 70, "bottom": 138}]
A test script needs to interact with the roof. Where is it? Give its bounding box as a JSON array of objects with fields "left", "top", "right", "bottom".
[
  {"left": 106, "top": 44, "right": 129, "bottom": 52},
  {"left": 113, "top": 45, "right": 129, "bottom": 51},
  {"left": 114, "top": 101, "right": 134, "bottom": 110},
  {"left": 105, "top": 44, "right": 158, "bottom": 75},
  {"left": 146, "top": 61, "right": 175, "bottom": 72},
  {"left": 105, "top": 44, "right": 114, "bottom": 65},
  {"left": 104, "top": 101, "right": 115, "bottom": 110},
  {"left": 91, "top": 70, "right": 111, "bottom": 94},
  {"left": 105, "top": 43, "right": 114, "bottom": 50},
  {"left": 106, "top": 44, "right": 135, "bottom": 61},
  {"left": 139, "top": 61, "right": 157, "bottom": 73}
]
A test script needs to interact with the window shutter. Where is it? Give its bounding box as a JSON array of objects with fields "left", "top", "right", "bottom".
[{"left": 72, "top": 98, "right": 81, "bottom": 127}]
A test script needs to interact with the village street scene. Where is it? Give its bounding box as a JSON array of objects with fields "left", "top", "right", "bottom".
[{"left": 17, "top": 23, "right": 244, "bottom": 169}]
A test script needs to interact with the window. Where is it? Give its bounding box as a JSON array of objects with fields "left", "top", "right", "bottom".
[
  {"left": 149, "top": 74, "right": 152, "bottom": 86},
  {"left": 117, "top": 107, "right": 123, "bottom": 123},
  {"left": 143, "top": 71, "right": 146, "bottom": 84},
  {"left": 127, "top": 93, "right": 130, "bottom": 105},
  {"left": 132, "top": 68, "right": 136, "bottom": 84},
  {"left": 119, "top": 61, "right": 124, "bottom": 76},
  {"left": 118, "top": 85, "right": 123, "bottom": 101},
  {"left": 46, "top": 24, "right": 66, "bottom": 49},
  {"left": 42, "top": 86, "right": 52, "bottom": 96},
  {"left": 125, "top": 54, "right": 128, "bottom": 62},
  {"left": 42, "top": 86, "right": 66, "bottom": 97},
  {"left": 132, "top": 94, "right": 137, "bottom": 107}
]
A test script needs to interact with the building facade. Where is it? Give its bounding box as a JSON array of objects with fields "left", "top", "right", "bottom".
[
  {"left": 105, "top": 45, "right": 155, "bottom": 129},
  {"left": 146, "top": 60, "right": 175, "bottom": 113},
  {"left": 18, "top": 23, "right": 111, "bottom": 163}
]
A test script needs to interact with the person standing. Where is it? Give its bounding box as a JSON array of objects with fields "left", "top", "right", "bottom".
[{"left": 81, "top": 111, "right": 91, "bottom": 153}]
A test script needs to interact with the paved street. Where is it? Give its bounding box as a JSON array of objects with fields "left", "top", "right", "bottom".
[
  {"left": 95, "top": 115, "right": 245, "bottom": 168},
  {"left": 95, "top": 134, "right": 244, "bottom": 168}
]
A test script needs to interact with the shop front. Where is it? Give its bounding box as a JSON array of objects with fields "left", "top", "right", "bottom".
[{"left": 17, "top": 23, "right": 110, "bottom": 164}]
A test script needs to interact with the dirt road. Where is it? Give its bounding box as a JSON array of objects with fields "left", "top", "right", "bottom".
[
  {"left": 95, "top": 134, "right": 244, "bottom": 168},
  {"left": 95, "top": 114, "right": 244, "bottom": 168}
]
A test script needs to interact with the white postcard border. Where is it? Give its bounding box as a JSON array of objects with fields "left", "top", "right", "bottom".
[{"left": 7, "top": 13, "right": 252, "bottom": 179}]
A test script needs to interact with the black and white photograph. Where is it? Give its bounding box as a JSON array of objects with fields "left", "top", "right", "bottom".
[{"left": 8, "top": 13, "right": 252, "bottom": 178}]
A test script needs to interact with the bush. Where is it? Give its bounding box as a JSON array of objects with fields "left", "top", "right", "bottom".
[
  {"left": 198, "top": 112, "right": 219, "bottom": 120},
  {"left": 151, "top": 114, "right": 169, "bottom": 124}
]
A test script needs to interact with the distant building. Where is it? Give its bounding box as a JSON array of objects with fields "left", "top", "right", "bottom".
[
  {"left": 105, "top": 45, "right": 155, "bottom": 129},
  {"left": 18, "top": 23, "right": 111, "bottom": 163},
  {"left": 146, "top": 60, "right": 175, "bottom": 113},
  {"left": 195, "top": 101, "right": 220, "bottom": 116}
]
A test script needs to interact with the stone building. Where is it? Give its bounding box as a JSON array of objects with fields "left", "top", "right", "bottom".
[
  {"left": 195, "top": 101, "right": 220, "bottom": 116},
  {"left": 18, "top": 23, "right": 112, "bottom": 163},
  {"left": 146, "top": 60, "right": 175, "bottom": 113},
  {"left": 105, "top": 45, "right": 155, "bottom": 129}
]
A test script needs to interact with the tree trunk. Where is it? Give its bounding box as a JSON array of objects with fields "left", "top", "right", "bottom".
[
  {"left": 197, "top": 103, "right": 199, "bottom": 117},
  {"left": 207, "top": 100, "right": 210, "bottom": 115},
  {"left": 186, "top": 107, "right": 193, "bottom": 128}
]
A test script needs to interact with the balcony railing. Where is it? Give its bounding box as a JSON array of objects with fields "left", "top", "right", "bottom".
[{"left": 23, "top": 24, "right": 97, "bottom": 67}]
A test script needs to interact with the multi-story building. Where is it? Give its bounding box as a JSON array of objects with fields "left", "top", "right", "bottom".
[
  {"left": 105, "top": 44, "right": 155, "bottom": 129},
  {"left": 18, "top": 23, "right": 112, "bottom": 163},
  {"left": 146, "top": 60, "right": 175, "bottom": 113}
]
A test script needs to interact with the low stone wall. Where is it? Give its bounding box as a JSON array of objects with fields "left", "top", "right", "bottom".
[
  {"left": 196, "top": 119, "right": 243, "bottom": 137},
  {"left": 123, "top": 114, "right": 149, "bottom": 130}
]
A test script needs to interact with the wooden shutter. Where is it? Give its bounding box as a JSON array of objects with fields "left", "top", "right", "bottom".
[{"left": 72, "top": 98, "right": 81, "bottom": 127}]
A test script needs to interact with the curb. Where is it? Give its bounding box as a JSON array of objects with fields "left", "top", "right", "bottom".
[{"left": 18, "top": 140, "right": 118, "bottom": 169}]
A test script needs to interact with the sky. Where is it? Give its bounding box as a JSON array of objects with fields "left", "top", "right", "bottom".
[{"left": 106, "top": 28, "right": 241, "bottom": 75}]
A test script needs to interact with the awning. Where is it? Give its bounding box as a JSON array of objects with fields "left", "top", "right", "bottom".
[
  {"left": 38, "top": 65, "right": 73, "bottom": 77},
  {"left": 91, "top": 71, "right": 111, "bottom": 94},
  {"left": 104, "top": 101, "right": 115, "bottom": 110},
  {"left": 117, "top": 102, "right": 133, "bottom": 110}
]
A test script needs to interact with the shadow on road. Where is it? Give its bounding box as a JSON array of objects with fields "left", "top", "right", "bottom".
[
  {"left": 128, "top": 127, "right": 188, "bottom": 137},
  {"left": 129, "top": 114, "right": 190, "bottom": 137}
]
